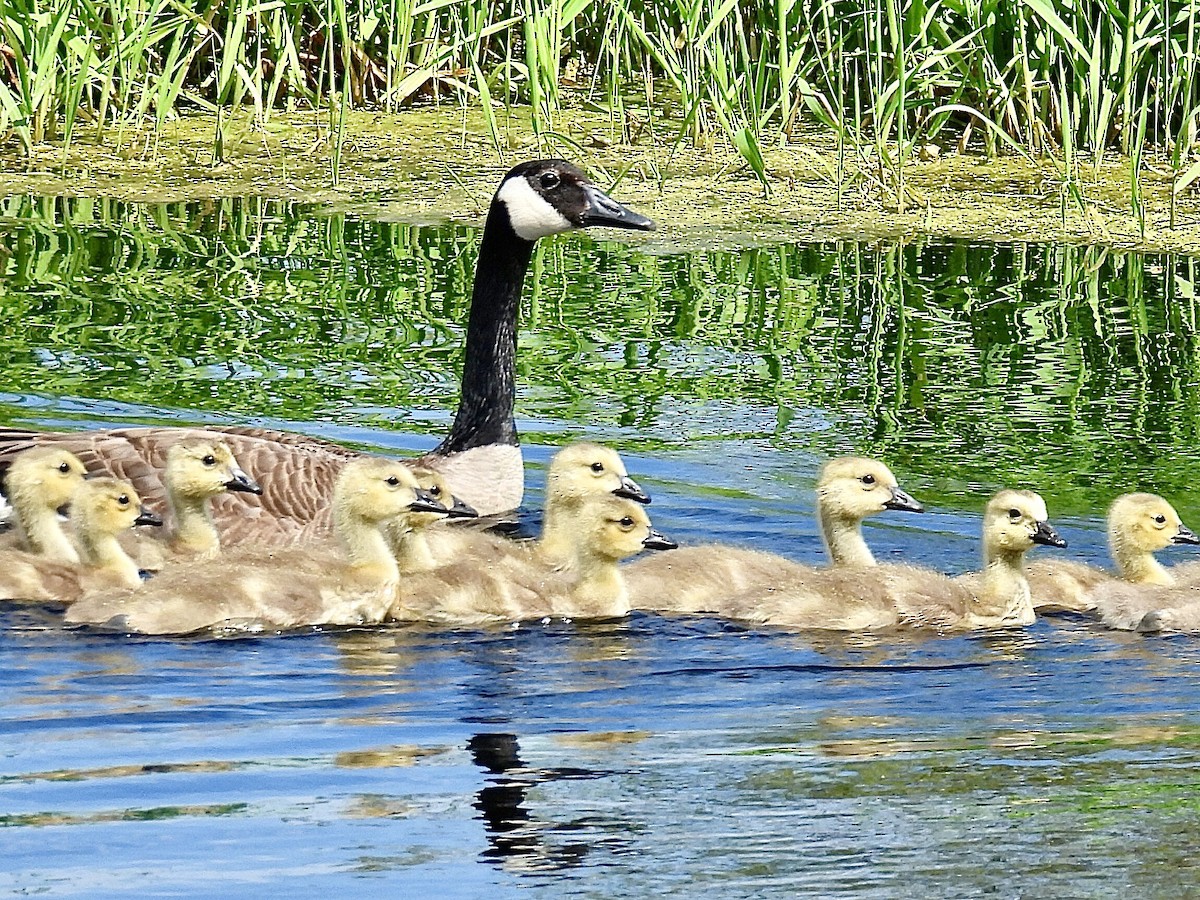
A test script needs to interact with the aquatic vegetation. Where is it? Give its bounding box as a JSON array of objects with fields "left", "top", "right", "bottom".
[{"left": 1, "top": 0, "right": 1198, "bottom": 205}]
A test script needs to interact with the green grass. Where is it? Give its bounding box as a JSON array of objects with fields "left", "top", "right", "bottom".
[{"left": 1, "top": 0, "right": 1198, "bottom": 206}]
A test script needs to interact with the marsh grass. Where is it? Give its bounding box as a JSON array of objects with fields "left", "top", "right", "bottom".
[{"left": 0, "top": 0, "right": 1198, "bottom": 211}]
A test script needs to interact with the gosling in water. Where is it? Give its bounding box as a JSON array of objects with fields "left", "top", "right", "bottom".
[
  {"left": 0, "top": 447, "right": 89, "bottom": 562},
  {"left": 0, "top": 477, "right": 161, "bottom": 604},
  {"left": 66, "top": 459, "right": 445, "bottom": 634},
  {"left": 389, "top": 494, "right": 675, "bottom": 625},
  {"left": 717, "top": 489, "right": 1065, "bottom": 631},
  {"left": 1026, "top": 492, "right": 1199, "bottom": 613},
  {"left": 626, "top": 456, "right": 923, "bottom": 614}
]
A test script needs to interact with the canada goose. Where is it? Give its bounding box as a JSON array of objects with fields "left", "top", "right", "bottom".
[
  {"left": 0, "top": 477, "right": 161, "bottom": 604},
  {"left": 125, "top": 439, "right": 262, "bottom": 570},
  {"left": 1026, "top": 493, "right": 1200, "bottom": 613},
  {"left": 719, "top": 489, "right": 1065, "bottom": 631},
  {"left": 0, "top": 161, "right": 653, "bottom": 535},
  {"left": 626, "top": 456, "right": 923, "bottom": 614},
  {"left": 0, "top": 447, "right": 88, "bottom": 562},
  {"left": 65, "top": 459, "right": 446, "bottom": 634},
  {"left": 388, "top": 494, "right": 675, "bottom": 625}
]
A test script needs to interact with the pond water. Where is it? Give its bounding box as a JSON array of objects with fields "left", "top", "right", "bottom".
[{"left": 3, "top": 195, "right": 1200, "bottom": 897}]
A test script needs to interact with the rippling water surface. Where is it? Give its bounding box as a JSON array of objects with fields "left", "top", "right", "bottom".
[{"left": 3, "top": 195, "right": 1200, "bottom": 896}]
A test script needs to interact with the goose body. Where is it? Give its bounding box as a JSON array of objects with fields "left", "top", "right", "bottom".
[
  {"left": 389, "top": 494, "right": 674, "bottom": 625},
  {"left": 719, "top": 490, "right": 1065, "bottom": 631},
  {"left": 1025, "top": 493, "right": 1199, "bottom": 613},
  {"left": 627, "top": 457, "right": 923, "bottom": 614},
  {"left": 0, "top": 477, "right": 161, "bottom": 604},
  {"left": 66, "top": 459, "right": 445, "bottom": 634},
  {"left": 0, "top": 161, "right": 653, "bottom": 537}
]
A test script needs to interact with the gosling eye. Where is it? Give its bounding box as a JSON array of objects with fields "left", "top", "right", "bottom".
[
  {"left": 1154, "top": 514, "right": 1167, "bottom": 525},
  {"left": 591, "top": 462, "right": 605, "bottom": 473},
  {"left": 618, "top": 516, "right": 634, "bottom": 529},
  {"left": 385, "top": 476, "right": 400, "bottom": 487},
  {"left": 117, "top": 495, "right": 130, "bottom": 506},
  {"left": 861, "top": 474, "right": 876, "bottom": 485},
  {"left": 429, "top": 485, "right": 441, "bottom": 497},
  {"left": 202, "top": 455, "right": 216, "bottom": 466},
  {"left": 57, "top": 462, "right": 71, "bottom": 473},
  {"left": 1008, "top": 508, "right": 1022, "bottom": 519},
  {"left": 539, "top": 171, "right": 561, "bottom": 190}
]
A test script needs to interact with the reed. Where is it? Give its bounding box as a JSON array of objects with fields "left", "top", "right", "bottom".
[{"left": 1, "top": 0, "right": 1197, "bottom": 203}]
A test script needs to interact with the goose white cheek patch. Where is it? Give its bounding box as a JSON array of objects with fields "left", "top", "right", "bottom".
[{"left": 497, "top": 177, "right": 573, "bottom": 240}]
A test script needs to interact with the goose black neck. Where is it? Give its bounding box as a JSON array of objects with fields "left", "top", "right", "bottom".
[{"left": 437, "top": 199, "right": 532, "bottom": 454}]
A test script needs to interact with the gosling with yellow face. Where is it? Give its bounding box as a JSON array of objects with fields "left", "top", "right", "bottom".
[
  {"left": 66, "top": 459, "right": 444, "bottom": 634},
  {"left": 0, "top": 477, "right": 161, "bottom": 603},
  {"left": 125, "top": 439, "right": 262, "bottom": 570},
  {"left": 389, "top": 494, "right": 674, "bottom": 625},
  {"left": 718, "top": 489, "right": 1065, "bottom": 631},
  {"left": 626, "top": 456, "right": 923, "bottom": 614},
  {"left": 1026, "top": 492, "right": 1199, "bottom": 613},
  {"left": 0, "top": 447, "right": 89, "bottom": 562}
]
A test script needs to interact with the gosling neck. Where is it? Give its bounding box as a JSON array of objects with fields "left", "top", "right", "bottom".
[
  {"left": 537, "top": 497, "right": 580, "bottom": 569},
  {"left": 74, "top": 525, "right": 141, "bottom": 590},
  {"left": 14, "top": 501, "right": 80, "bottom": 564},
  {"left": 436, "top": 202, "right": 531, "bottom": 456},
  {"left": 560, "top": 551, "right": 629, "bottom": 619},
  {"left": 1111, "top": 533, "right": 1174, "bottom": 586},
  {"left": 335, "top": 505, "right": 400, "bottom": 584},
  {"left": 384, "top": 517, "right": 438, "bottom": 574},
  {"left": 975, "top": 543, "right": 1035, "bottom": 626},
  {"left": 819, "top": 505, "right": 876, "bottom": 567},
  {"left": 167, "top": 487, "right": 220, "bottom": 558}
]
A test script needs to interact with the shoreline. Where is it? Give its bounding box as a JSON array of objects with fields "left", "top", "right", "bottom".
[{"left": 3, "top": 107, "right": 1198, "bottom": 255}]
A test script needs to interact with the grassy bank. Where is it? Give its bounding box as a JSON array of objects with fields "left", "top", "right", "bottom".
[
  {"left": 2, "top": 0, "right": 1199, "bottom": 209},
  {"left": 2, "top": 106, "right": 1199, "bottom": 255}
]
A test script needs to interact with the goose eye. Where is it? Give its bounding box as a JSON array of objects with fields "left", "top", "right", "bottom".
[
  {"left": 1008, "top": 508, "right": 1021, "bottom": 519},
  {"left": 590, "top": 462, "right": 605, "bottom": 473},
  {"left": 619, "top": 516, "right": 634, "bottom": 528},
  {"left": 385, "top": 476, "right": 400, "bottom": 486},
  {"left": 117, "top": 495, "right": 130, "bottom": 506},
  {"left": 539, "top": 171, "right": 560, "bottom": 190},
  {"left": 57, "top": 462, "right": 70, "bottom": 473},
  {"left": 429, "top": 485, "right": 441, "bottom": 496},
  {"left": 1155, "top": 514, "right": 1167, "bottom": 524},
  {"left": 202, "top": 455, "right": 216, "bottom": 466},
  {"left": 861, "top": 474, "right": 875, "bottom": 485}
]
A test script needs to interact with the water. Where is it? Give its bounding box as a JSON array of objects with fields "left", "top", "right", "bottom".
[{"left": 3, "top": 195, "right": 1200, "bottom": 897}]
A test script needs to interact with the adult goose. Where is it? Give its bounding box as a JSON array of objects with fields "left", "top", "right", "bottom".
[{"left": 0, "top": 160, "right": 654, "bottom": 544}]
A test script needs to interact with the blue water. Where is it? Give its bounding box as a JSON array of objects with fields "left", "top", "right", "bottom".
[{"left": 3, "top": 198, "right": 1200, "bottom": 896}]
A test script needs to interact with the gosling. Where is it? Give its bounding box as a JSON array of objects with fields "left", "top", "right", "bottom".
[
  {"left": 1026, "top": 493, "right": 1199, "bottom": 613},
  {"left": 66, "top": 459, "right": 445, "bottom": 634},
  {"left": 626, "top": 456, "right": 923, "bottom": 614},
  {"left": 389, "top": 494, "right": 675, "bottom": 625},
  {"left": 126, "top": 439, "right": 262, "bottom": 570},
  {"left": 0, "top": 447, "right": 89, "bottom": 562},
  {"left": 718, "top": 489, "right": 1064, "bottom": 631},
  {"left": 0, "top": 477, "right": 161, "bottom": 604}
]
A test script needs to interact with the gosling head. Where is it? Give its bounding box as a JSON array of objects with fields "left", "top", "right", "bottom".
[
  {"left": 411, "top": 468, "right": 478, "bottom": 526},
  {"left": 578, "top": 495, "right": 677, "bottom": 564},
  {"left": 547, "top": 443, "right": 650, "bottom": 506},
  {"left": 817, "top": 456, "right": 923, "bottom": 520},
  {"left": 4, "top": 447, "right": 88, "bottom": 511},
  {"left": 494, "top": 160, "right": 655, "bottom": 242},
  {"left": 334, "top": 459, "right": 447, "bottom": 526},
  {"left": 983, "top": 489, "right": 1066, "bottom": 555},
  {"left": 72, "top": 477, "right": 163, "bottom": 536},
  {"left": 165, "top": 440, "right": 262, "bottom": 501},
  {"left": 1107, "top": 492, "right": 1199, "bottom": 552}
]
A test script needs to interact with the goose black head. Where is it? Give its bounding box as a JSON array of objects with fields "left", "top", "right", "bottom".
[{"left": 494, "top": 160, "right": 655, "bottom": 241}]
